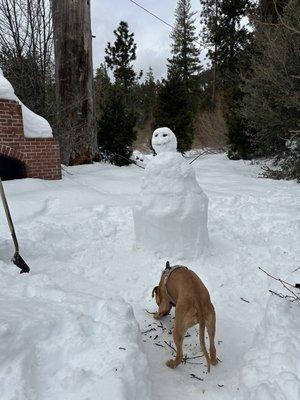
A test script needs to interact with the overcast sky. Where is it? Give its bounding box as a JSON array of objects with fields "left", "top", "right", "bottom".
[{"left": 90, "top": 0, "right": 203, "bottom": 80}]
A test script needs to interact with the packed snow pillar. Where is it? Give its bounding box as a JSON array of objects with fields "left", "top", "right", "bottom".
[{"left": 133, "top": 127, "right": 209, "bottom": 260}]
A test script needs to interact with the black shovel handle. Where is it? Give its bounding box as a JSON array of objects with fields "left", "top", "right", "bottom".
[{"left": 0, "top": 178, "right": 30, "bottom": 273}]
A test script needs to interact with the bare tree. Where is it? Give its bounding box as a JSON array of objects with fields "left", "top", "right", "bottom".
[
  {"left": 51, "top": 0, "right": 97, "bottom": 165},
  {"left": 0, "top": 0, "right": 54, "bottom": 118}
]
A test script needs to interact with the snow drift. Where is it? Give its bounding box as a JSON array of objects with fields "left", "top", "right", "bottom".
[
  {"left": 0, "top": 268, "right": 151, "bottom": 400},
  {"left": 237, "top": 295, "right": 300, "bottom": 400}
]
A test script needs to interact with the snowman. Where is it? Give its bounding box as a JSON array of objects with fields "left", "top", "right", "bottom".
[{"left": 133, "top": 127, "right": 208, "bottom": 260}]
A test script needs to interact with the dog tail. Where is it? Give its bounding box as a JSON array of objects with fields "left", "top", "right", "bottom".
[
  {"left": 198, "top": 321, "right": 211, "bottom": 373},
  {"left": 195, "top": 302, "right": 211, "bottom": 373}
]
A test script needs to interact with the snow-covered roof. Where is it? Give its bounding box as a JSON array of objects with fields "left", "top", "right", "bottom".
[{"left": 0, "top": 68, "right": 53, "bottom": 139}]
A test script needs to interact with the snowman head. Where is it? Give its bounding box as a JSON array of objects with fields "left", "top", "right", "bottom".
[{"left": 151, "top": 127, "right": 177, "bottom": 154}]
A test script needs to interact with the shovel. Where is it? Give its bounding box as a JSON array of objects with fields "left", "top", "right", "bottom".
[{"left": 0, "top": 178, "right": 30, "bottom": 273}]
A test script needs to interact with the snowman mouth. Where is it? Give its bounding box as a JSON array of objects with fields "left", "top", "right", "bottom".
[{"left": 155, "top": 141, "right": 170, "bottom": 146}]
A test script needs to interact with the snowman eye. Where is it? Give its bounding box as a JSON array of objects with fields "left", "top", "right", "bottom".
[
  {"left": 155, "top": 134, "right": 158, "bottom": 137},
  {"left": 163, "top": 134, "right": 168, "bottom": 137}
]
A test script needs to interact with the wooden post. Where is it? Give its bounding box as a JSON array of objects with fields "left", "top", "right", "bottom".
[{"left": 52, "top": 0, "right": 97, "bottom": 165}]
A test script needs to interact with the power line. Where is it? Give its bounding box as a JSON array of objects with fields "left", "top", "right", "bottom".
[
  {"left": 129, "top": 0, "right": 204, "bottom": 48},
  {"left": 129, "top": 0, "right": 174, "bottom": 29}
]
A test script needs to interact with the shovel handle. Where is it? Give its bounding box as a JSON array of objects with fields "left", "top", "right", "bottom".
[{"left": 0, "top": 178, "right": 19, "bottom": 253}]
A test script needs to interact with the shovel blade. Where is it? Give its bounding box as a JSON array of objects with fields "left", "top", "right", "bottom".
[{"left": 13, "top": 253, "right": 30, "bottom": 274}]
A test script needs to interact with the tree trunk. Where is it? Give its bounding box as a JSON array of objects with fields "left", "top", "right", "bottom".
[{"left": 52, "top": 0, "right": 97, "bottom": 165}]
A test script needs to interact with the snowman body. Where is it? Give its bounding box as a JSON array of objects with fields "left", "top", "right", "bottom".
[{"left": 133, "top": 128, "right": 208, "bottom": 259}]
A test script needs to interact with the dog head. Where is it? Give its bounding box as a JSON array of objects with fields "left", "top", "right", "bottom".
[{"left": 151, "top": 261, "right": 171, "bottom": 306}]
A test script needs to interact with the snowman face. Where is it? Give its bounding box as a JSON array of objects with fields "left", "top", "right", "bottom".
[{"left": 152, "top": 127, "right": 177, "bottom": 154}]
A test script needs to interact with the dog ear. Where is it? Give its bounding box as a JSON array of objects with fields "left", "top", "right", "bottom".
[
  {"left": 152, "top": 286, "right": 158, "bottom": 298},
  {"left": 166, "top": 261, "right": 171, "bottom": 270}
]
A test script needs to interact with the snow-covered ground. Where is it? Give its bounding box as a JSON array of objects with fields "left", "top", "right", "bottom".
[{"left": 0, "top": 154, "right": 299, "bottom": 400}]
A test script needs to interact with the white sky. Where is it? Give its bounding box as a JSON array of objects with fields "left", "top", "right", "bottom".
[{"left": 90, "top": 0, "right": 203, "bottom": 80}]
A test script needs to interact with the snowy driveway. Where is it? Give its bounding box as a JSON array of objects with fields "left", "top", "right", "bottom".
[{"left": 0, "top": 154, "right": 299, "bottom": 400}]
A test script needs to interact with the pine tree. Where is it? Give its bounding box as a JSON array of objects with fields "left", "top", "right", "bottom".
[
  {"left": 143, "top": 67, "right": 157, "bottom": 122},
  {"left": 200, "top": 0, "right": 255, "bottom": 158},
  {"left": 154, "top": 72, "right": 194, "bottom": 153},
  {"left": 94, "top": 63, "right": 112, "bottom": 119},
  {"left": 200, "top": 0, "right": 253, "bottom": 89},
  {"left": 242, "top": 0, "right": 300, "bottom": 179},
  {"left": 154, "top": 0, "right": 200, "bottom": 153},
  {"left": 105, "top": 21, "right": 137, "bottom": 89},
  {"left": 168, "top": 0, "right": 202, "bottom": 94},
  {"left": 97, "top": 87, "right": 136, "bottom": 166}
]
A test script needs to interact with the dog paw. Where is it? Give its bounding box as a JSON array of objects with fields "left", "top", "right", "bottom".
[
  {"left": 166, "top": 359, "right": 177, "bottom": 369},
  {"left": 210, "top": 357, "right": 218, "bottom": 366}
]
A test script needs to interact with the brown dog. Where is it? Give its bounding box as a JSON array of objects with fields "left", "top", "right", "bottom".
[{"left": 152, "top": 261, "right": 217, "bottom": 372}]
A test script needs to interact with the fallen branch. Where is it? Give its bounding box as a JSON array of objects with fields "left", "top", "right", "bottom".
[
  {"left": 269, "top": 290, "right": 298, "bottom": 302},
  {"left": 164, "top": 340, "right": 176, "bottom": 352},
  {"left": 259, "top": 267, "right": 300, "bottom": 301}
]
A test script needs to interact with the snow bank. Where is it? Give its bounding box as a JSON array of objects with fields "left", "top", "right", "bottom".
[
  {"left": 237, "top": 295, "right": 300, "bottom": 400},
  {"left": 0, "top": 268, "right": 151, "bottom": 400},
  {"left": 0, "top": 68, "right": 52, "bottom": 138}
]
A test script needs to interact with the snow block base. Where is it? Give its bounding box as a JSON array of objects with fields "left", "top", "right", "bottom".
[{"left": 0, "top": 99, "right": 61, "bottom": 180}]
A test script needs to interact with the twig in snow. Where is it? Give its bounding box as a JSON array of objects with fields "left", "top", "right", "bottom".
[
  {"left": 190, "top": 373, "right": 203, "bottom": 381},
  {"left": 145, "top": 309, "right": 156, "bottom": 315},
  {"left": 141, "top": 328, "right": 156, "bottom": 334},
  {"left": 240, "top": 297, "right": 250, "bottom": 303},
  {"left": 182, "top": 355, "right": 204, "bottom": 364},
  {"left": 154, "top": 343, "right": 165, "bottom": 348},
  {"left": 119, "top": 347, "right": 126, "bottom": 350},
  {"left": 155, "top": 321, "right": 165, "bottom": 330},
  {"left": 164, "top": 340, "right": 176, "bottom": 352},
  {"left": 259, "top": 267, "right": 300, "bottom": 302},
  {"left": 269, "top": 290, "right": 298, "bottom": 302},
  {"left": 186, "top": 361, "right": 203, "bottom": 365},
  {"left": 259, "top": 267, "right": 297, "bottom": 288}
]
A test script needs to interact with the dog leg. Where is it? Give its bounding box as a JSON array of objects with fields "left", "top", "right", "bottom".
[
  {"left": 206, "top": 309, "right": 218, "bottom": 366},
  {"left": 199, "top": 322, "right": 211, "bottom": 373},
  {"left": 166, "top": 307, "right": 186, "bottom": 369}
]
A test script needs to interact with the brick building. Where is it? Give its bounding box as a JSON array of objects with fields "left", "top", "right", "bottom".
[{"left": 0, "top": 71, "right": 61, "bottom": 180}]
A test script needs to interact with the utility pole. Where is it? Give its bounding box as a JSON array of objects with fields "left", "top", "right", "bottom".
[
  {"left": 211, "top": 0, "right": 218, "bottom": 105},
  {"left": 52, "top": 0, "right": 97, "bottom": 165}
]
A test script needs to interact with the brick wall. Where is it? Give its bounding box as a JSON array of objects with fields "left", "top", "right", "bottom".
[{"left": 0, "top": 99, "right": 61, "bottom": 180}]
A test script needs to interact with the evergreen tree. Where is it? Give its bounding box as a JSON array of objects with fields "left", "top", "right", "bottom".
[
  {"left": 154, "top": 0, "right": 200, "bottom": 153},
  {"left": 200, "top": 0, "right": 255, "bottom": 158},
  {"left": 94, "top": 63, "right": 112, "bottom": 119},
  {"left": 242, "top": 0, "right": 300, "bottom": 180},
  {"left": 105, "top": 21, "right": 138, "bottom": 89},
  {"left": 168, "top": 0, "right": 202, "bottom": 94},
  {"left": 200, "top": 0, "right": 253, "bottom": 89},
  {"left": 143, "top": 67, "right": 157, "bottom": 122},
  {"left": 97, "top": 87, "right": 136, "bottom": 166},
  {"left": 154, "top": 72, "right": 194, "bottom": 153}
]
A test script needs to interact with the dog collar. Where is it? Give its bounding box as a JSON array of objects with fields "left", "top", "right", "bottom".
[{"left": 162, "top": 265, "right": 188, "bottom": 305}]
